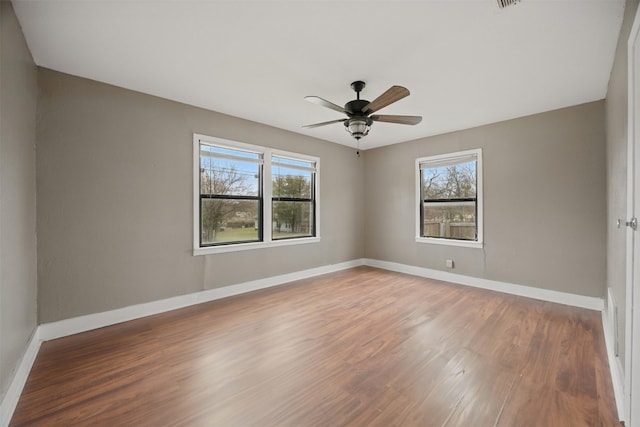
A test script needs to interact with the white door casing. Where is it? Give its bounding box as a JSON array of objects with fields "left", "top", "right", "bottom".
[{"left": 626, "top": 4, "right": 640, "bottom": 424}]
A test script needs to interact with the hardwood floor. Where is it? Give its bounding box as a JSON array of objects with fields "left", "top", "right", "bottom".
[{"left": 11, "top": 267, "right": 619, "bottom": 426}]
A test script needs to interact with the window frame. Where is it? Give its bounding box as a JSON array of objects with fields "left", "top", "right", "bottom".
[
  {"left": 193, "top": 134, "right": 320, "bottom": 256},
  {"left": 271, "top": 155, "right": 317, "bottom": 241},
  {"left": 415, "top": 148, "right": 483, "bottom": 248},
  {"left": 198, "top": 142, "right": 264, "bottom": 248}
]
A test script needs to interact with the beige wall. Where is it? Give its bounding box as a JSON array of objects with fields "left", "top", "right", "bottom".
[
  {"left": 36, "top": 69, "right": 365, "bottom": 323},
  {"left": 36, "top": 67, "right": 609, "bottom": 323},
  {"left": 364, "top": 101, "right": 606, "bottom": 298},
  {"left": 0, "top": 1, "right": 38, "bottom": 401},
  {"left": 606, "top": 0, "right": 640, "bottom": 378}
]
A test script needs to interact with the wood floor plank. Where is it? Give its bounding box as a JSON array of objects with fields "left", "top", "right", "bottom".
[{"left": 10, "top": 267, "right": 620, "bottom": 426}]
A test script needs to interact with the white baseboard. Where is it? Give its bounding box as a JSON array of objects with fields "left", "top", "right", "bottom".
[
  {"left": 363, "top": 259, "right": 604, "bottom": 311},
  {"left": 39, "top": 258, "right": 366, "bottom": 341},
  {"left": 38, "top": 258, "right": 606, "bottom": 343},
  {"left": 602, "top": 303, "right": 627, "bottom": 423},
  {"left": 3, "top": 257, "right": 609, "bottom": 426},
  {"left": 0, "top": 328, "right": 41, "bottom": 427}
]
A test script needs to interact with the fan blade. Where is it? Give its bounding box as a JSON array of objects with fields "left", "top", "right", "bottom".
[
  {"left": 371, "top": 115, "right": 422, "bottom": 125},
  {"left": 304, "top": 96, "right": 347, "bottom": 114},
  {"left": 361, "top": 86, "right": 410, "bottom": 114},
  {"left": 302, "top": 118, "right": 347, "bottom": 129}
]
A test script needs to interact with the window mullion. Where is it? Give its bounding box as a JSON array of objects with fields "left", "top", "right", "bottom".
[
  {"left": 272, "top": 197, "right": 313, "bottom": 202},
  {"left": 423, "top": 198, "right": 477, "bottom": 203},
  {"left": 263, "top": 149, "right": 273, "bottom": 243},
  {"left": 312, "top": 171, "right": 317, "bottom": 237},
  {"left": 201, "top": 194, "right": 261, "bottom": 201}
]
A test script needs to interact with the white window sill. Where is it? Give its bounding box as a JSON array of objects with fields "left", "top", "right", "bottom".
[
  {"left": 193, "top": 236, "right": 321, "bottom": 256},
  {"left": 415, "top": 236, "right": 483, "bottom": 249}
]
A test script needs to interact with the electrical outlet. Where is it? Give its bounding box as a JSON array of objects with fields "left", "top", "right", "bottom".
[{"left": 445, "top": 259, "right": 454, "bottom": 268}]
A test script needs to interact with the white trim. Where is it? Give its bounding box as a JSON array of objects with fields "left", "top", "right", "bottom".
[
  {"left": 0, "top": 329, "right": 41, "bottom": 427},
  {"left": 37, "top": 258, "right": 607, "bottom": 342},
  {"left": 39, "top": 259, "right": 364, "bottom": 341},
  {"left": 271, "top": 148, "right": 319, "bottom": 165},
  {"left": 364, "top": 258, "right": 604, "bottom": 311},
  {"left": 193, "top": 134, "right": 202, "bottom": 251},
  {"left": 199, "top": 149, "right": 263, "bottom": 165},
  {"left": 195, "top": 133, "right": 266, "bottom": 155},
  {"left": 415, "top": 236, "right": 483, "bottom": 249},
  {"left": 602, "top": 309, "right": 627, "bottom": 422},
  {"left": 417, "top": 150, "right": 479, "bottom": 168},
  {"left": 193, "top": 236, "right": 321, "bottom": 256},
  {"left": 627, "top": 4, "right": 640, "bottom": 425}
]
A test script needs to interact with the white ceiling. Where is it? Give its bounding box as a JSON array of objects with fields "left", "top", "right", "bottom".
[{"left": 12, "top": 0, "right": 625, "bottom": 150}]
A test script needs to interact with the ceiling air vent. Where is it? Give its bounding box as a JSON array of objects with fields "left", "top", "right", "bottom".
[{"left": 497, "top": 0, "right": 520, "bottom": 8}]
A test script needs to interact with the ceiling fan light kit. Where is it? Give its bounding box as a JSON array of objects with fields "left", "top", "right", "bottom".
[
  {"left": 303, "top": 80, "right": 422, "bottom": 144},
  {"left": 345, "top": 117, "right": 372, "bottom": 140}
]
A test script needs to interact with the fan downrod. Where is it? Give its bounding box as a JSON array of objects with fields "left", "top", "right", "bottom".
[{"left": 350, "top": 81, "right": 366, "bottom": 99}]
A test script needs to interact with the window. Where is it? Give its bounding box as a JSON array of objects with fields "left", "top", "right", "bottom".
[
  {"left": 199, "top": 144, "right": 263, "bottom": 246},
  {"left": 194, "top": 134, "right": 319, "bottom": 254},
  {"left": 272, "top": 156, "right": 316, "bottom": 240},
  {"left": 416, "top": 149, "right": 483, "bottom": 248}
]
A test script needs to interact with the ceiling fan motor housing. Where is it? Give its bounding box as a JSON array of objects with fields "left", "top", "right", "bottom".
[{"left": 345, "top": 99, "right": 370, "bottom": 116}]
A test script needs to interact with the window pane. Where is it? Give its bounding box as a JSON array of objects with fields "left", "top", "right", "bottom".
[
  {"left": 201, "top": 199, "right": 260, "bottom": 245},
  {"left": 272, "top": 201, "right": 313, "bottom": 239},
  {"left": 423, "top": 203, "right": 476, "bottom": 240},
  {"left": 200, "top": 147, "right": 260, "bottom": 197},
  {"left": 422, "top": 161, "right": 476, "bottom": 200},
  {"left": 272, "top": 169, "right": 312, "bottom": 198}
]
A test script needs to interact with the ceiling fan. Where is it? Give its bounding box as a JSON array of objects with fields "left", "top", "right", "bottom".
[{"left": 303, "top": 81, "right": 422, "bottom": 141}]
